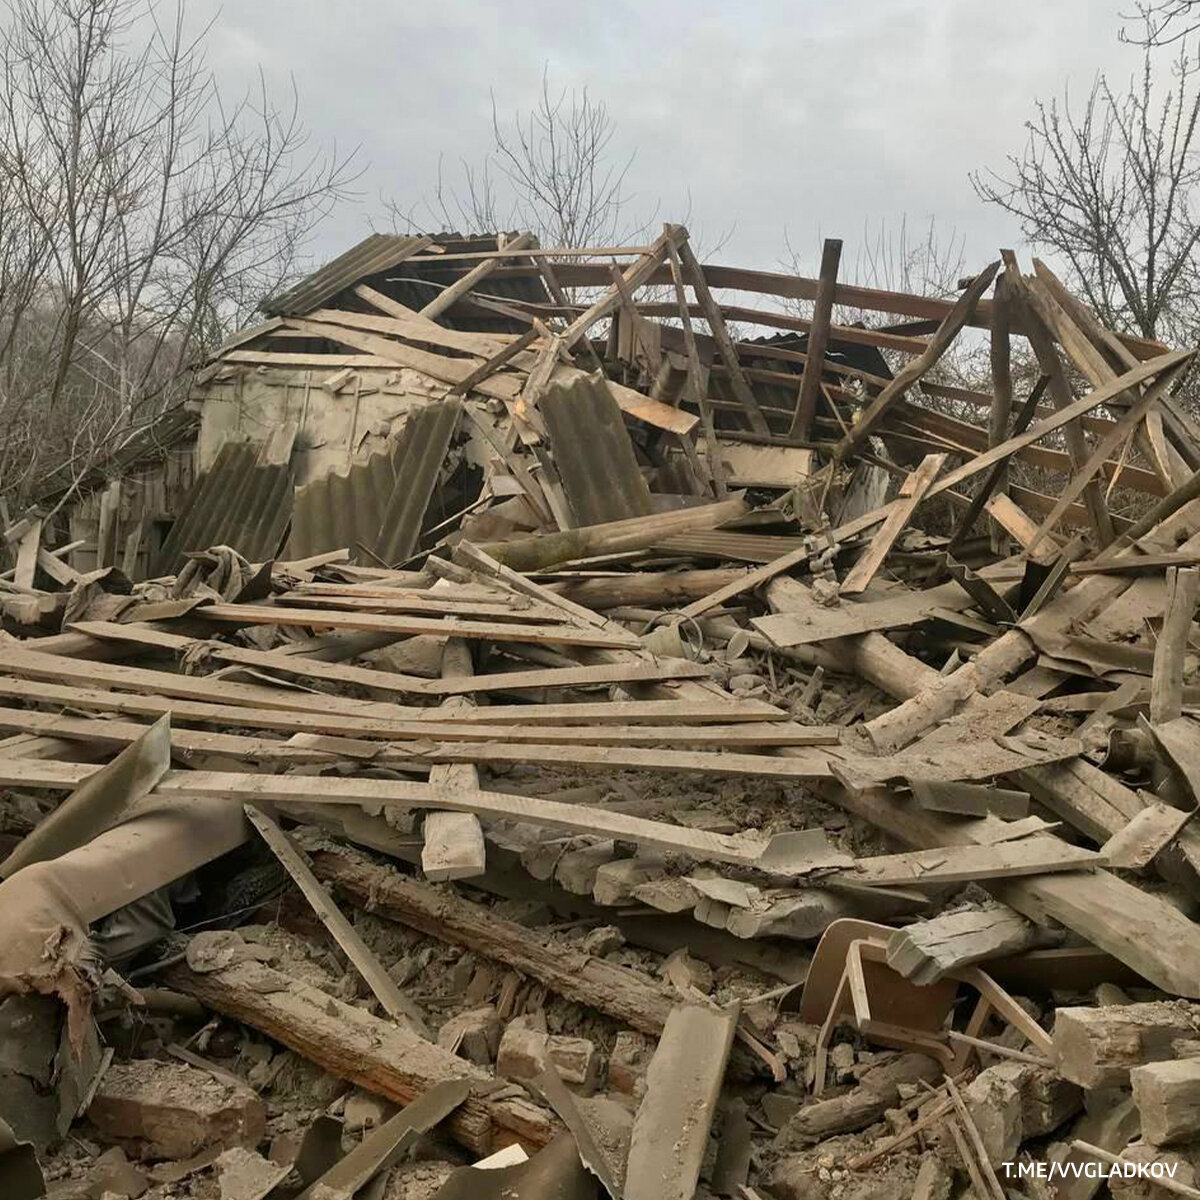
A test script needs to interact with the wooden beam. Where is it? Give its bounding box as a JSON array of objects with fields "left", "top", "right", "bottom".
[
  {"left": 790, "top": 238, "right": 842, "bottom": 439},
  {"left": 840, "top": 454, "right": 945, "bottom": 595},
  {"left": 419, "top": 232, "right": 537, "bottom": 321},
  {"left": 836, "top": 262, "right": 1001, "bottom": 459},
  {"left": 533, "top": 258, "right": 1169, "bottom": 359},
  {"left": 665, "top": 238, "right": 723, "bottom": 496},
  {"left": 1025, "top": 360, "right": 1188, "bottom": 554},
  {"left": 675, "top": 234, "right": 770, "bottom": 434},
  {"left": 988, "top": 269, "right": 1015, "bottom": 551},
  {"left": 447, "top": 327, "right": 539, "bottom": 396},
  {"left": 925, "top": 350, "right": 1192, "bottom": 500},
  {"left": 1151, "top": 567, "right": 1200, "bottom": 724},
  {"left": 309, "top": 849, "right": 677, "bottom": 1038},
  {"left": 557, "top": 233, "right": 672, "bottom": 351},
  {"left": 164, "top": 957, "right": 553, "bottom": 1154},
  {"left": 245, "top": 806, "right": 430, "bottom": 1032}
]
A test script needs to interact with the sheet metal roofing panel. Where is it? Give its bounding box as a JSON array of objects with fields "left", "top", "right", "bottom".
[
  {"left": 540, "top": 373, "right": 653, "bottom": 527},
  {"left": 152, "top": 440, "right": 293, "bottom": 575},
  {"left": 261, "top": 234, "right": 429, "bottom": 317},
  {"left": 287, "top": 398, "right": 462, "bottom": 566}
]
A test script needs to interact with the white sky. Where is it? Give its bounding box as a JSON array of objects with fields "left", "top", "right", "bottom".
[{"left": 190, "top": 0, "right": 1149, "bottom": 282}]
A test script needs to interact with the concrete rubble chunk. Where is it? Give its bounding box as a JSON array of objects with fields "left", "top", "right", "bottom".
[
  {"left": 608, "top": 1031, "right": 654, "bottom": 1096},
  {"left": 496, "top": 1016, "right": 600, "bottom": 1094},
  {"left": 1053, "top": 1002, "right": 1200, "bottom": 1089},
  {"left": 87, "top": 1060, "right": 266, "bottom": 1162},
  {"left": 963, "top": 1063, "right": 1027, "bottom": 1168},
  {"left": 436, "top": 1005, "right": 502, "bottom": 1066},
  {"left": 1132, "top": 1058, "right": 1200, "bottom": 1147},
  {"left": 911, "top": 1153, "right": 953, "bottom": 1200}
]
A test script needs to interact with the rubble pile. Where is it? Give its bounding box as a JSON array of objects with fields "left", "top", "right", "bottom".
[{"left": 2, "top": 226, "right": 1200, "bottom": 1198}]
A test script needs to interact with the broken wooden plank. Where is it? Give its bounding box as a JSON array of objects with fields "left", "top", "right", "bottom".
[
  {"left": 752, "top": 579, "right": 979, "bottom": 648},
  {"left": 420, "top": 232, "right": 537, "bottom": 321},
  {"left": 814, "top": 775, "right": 1200, "bottom": 998},
  {"left": 67, "top": 621, "right": 714, "bottom": 697},
  {"left": 984, "top": 494, "right": 1058, "bottom": 562},
  {"left": 1101, "top": 803, "right": 1193, "bottom": 870},
  {"left": 422, "top": 641, "right": 486, "bottom": 883},
  {"left": 837, "top": 262, "right": 1001, "bottom": 459},
  {"left": 675, "top": 233, "right": 770, "bottom": 434},
  {"left": 886, "top": 906, "right": 1045, "bottom": 985},
  {"left": 12, "top": 517, "right": 41, "bottom": 591},
  {"left": 244, "top": 806, "right": 431, "bottom": 1034},
  {"left": 665, "top": 238, "right": 723, "bottom": 496},
  {"left": 0, "top": 759, "right": 782, "bottom": 870},
  {"left": 165, "top": 947, "right": 553, "bottom": 1154},
  {"left": 840, "top": 453, "right": 946, "bottom": 595},
  {"left": 1151, "top": 567, "right": 1200, "bottom": 724},
  {"left": 790, "top": 237, "right": 842, "bottom": 440},
  {"left": 447, "top": 327, "right": 540, "bottom": 396},
  {"left": 910, "top": 780, "right": 1030, "bottom": 820},
  {"left": 558, "top": 233, "right": 672, "bottom": 351},
  {"left": 926, "top": 349, "right": 1194, "bottom": 501},
  {"left": 838, "top": 836, "right": 1100, "bottom": 888},
  {"left": 193, "top": 602, "right": 640, "bottom": 649},
  {"left": 625, "top": 1003, "right": 738, "bottom": 1200},
  {"left": 1026, "top": 360, "right": 1188, "bottom": 554},
  {"left": 678, "top": 544, "right": 813, "bottom": 622}
]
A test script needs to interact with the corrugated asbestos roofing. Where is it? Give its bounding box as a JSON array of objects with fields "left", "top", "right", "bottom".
[
  {"left": 152, "top": 440, "right": 293, "bottom": 575},
  {"left": 261, "top": 234, "right": 429, "bottom": 318},
  {"left": 287, "top": 398, "right": 462, "bottom": 566},
  {"left": 539, "top": 373, "right": 654, "bottom": 526},
  {"left": 259, "top": 232, "right": 551, "bottom": 334}
]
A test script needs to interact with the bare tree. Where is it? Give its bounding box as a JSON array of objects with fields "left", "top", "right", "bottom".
[
  {"left": 971, "top": 29, "right": 1200, "bottom": 345},
  {"left": 1121, "top": 1, "right": 1200, "bottom": 46},
  {"left": 0, "top": 0, "right": 358, "bottom": 509},
  {"left": 389, "top": 66, "right": 648, "bottom": 248}
]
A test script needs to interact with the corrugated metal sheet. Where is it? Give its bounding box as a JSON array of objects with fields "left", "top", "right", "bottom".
[
  {"left": 540, "top": 374, "right": 653, "bottom": 527},
  {"left": 153, "top": 440, "right": 293, "bottom": 574},
  {"left": 261, "top": 234, "right": 428, "bottom": 317},
  {"left": 287, "top": 398, "right": 462, "bottom": 566}
]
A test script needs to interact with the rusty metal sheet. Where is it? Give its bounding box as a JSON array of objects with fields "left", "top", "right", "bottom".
[
  {"left": 153, "top": 440, "right": 292, "bottom": 575},
  {"left": 287, "top": 399, "right": 461, "bottom": 567},
  {"left": 541, "top": 374, "right": 653, "bottom": 527}
]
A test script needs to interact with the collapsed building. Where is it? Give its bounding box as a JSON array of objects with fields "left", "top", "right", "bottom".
[{"left": 1, "top": 224, "right": 1200, "bottom": 1199}]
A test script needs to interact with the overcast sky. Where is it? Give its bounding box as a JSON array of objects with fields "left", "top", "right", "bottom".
[{"left": 193, "top": 0, "right": 1147, "bottom": 283}]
